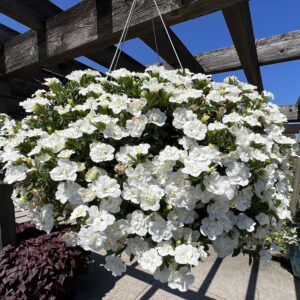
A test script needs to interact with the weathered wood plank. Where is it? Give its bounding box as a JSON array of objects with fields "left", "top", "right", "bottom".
[
  {"left": 86, "top": 46, "right": 145, "bottom": 72},
  {"left": 141, "top": 25, "right": 204, "bottom": 73},
  {"left": 222, "top": 1, "right": 263, "bottom": 91},
  {"left": 0, "top": 0, "right": 45, "bottom": 30},
  {"left": 156, "top": 29, "right": 300, "bottom": 74},
  {"left": 0, "top": 0, "right": 246, "bottom": 78},
  {"left": 279, "top": 105, "right": 300, "bottom": 122},
  {"left": 284, "top": 123, "right": 300, "bottom": 135},
  {"left": 0, "top": 184, "right": 16, "bottom": 249}
]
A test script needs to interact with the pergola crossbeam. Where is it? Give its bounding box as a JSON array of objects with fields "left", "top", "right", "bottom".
[
  {"left": 141, "top": 26, "right": 205, "bottom": 73},
  {"left": 222, "top": 1, "right": 263, "bottom": 91},
  {"left": 0, "top": 0, "right": 246, "bottom": 79}
]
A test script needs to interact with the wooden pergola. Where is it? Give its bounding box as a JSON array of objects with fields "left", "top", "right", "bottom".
[{"left": 0, "top": 0, "right": 299, "bottom": 248}]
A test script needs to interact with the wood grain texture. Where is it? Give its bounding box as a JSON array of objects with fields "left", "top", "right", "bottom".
[
  {"left": 0, "top": 184, "right": 16, "bottom": 249},
  {"left": 284, "top": 124, "right": 300, "bottom": 135},
  {"left": 222, "top": 1, "right": 263, "bottom": 91},
  {"left": 0, "top": 0, "right": 246, "bottom": 78},
  {"left": 141, "top": 25, "right": 204, "bottom": 73},
  {"left": 86, "top": 46, "right": 145, "bottom": 72},
  {"left": 156, "top": 29, "right": 300, "bottom": 74},
  {"left": 0, "top": 0, "right": 45, "bottom": 30},
  {"left": 279, "top": 105, "right": 300, "bottom": 122}
]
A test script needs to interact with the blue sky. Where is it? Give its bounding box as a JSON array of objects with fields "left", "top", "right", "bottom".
[{"left": 0, "top": 0, "right": 299, "bottom": 105}]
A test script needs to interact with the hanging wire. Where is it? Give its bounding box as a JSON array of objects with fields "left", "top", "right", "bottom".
[
  {"left": 107, "top": 0, "right": 137, "bottom": 74},
  {"left": 152, "top": 20, "right": 160, "bottom": 64},
  {"left": 113, "top": 0, "right": 138, "bottom": 71},
  {"left": 107, "top": 0, "right": 184, "bottom": 74},
  {"left": 152, "top": 0, "right": 183, "bottom": 70}
]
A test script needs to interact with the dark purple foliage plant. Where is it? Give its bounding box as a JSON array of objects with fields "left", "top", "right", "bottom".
[{"left": 0, "top": 223, "right": 91, "bottom": 300}]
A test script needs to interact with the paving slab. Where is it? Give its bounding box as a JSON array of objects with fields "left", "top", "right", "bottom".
[{"left": 74, "top": 250, "right": 300, "bottom": 300}]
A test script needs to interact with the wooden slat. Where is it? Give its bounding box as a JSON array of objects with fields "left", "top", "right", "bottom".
[
  {"left": 0, "top": 0, "right": 246, "bottom": 78},
  {"left": 141, "top": 26, "right": 204, "bottom": 73},
  {"left": 284, "top": 123, "right": 300, "bottom": 135},
  {"left": 86, "top": 46, "right": 145, "bottom": 72},
  {"left": 279, "top": 105, "right": 300, "bottom": 122},
  {"left": 0, "top": 0, "right": 45, "bottom": 30},
  {"left": 156, "top": 29, "right": 300, "bottom": 74},
  {"left": 222, "top": 1, "right": 263, "bottom": 91},
  {"left": 1, "top": 0, "right": 144, "bottom": 72}
]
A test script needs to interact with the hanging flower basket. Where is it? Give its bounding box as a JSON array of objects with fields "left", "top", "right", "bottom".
[{"left": 0, "top": 66, "right": 296, "bottom": 291}]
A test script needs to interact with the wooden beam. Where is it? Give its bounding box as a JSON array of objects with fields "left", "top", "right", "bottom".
[
  {"left": 222, "top": 1, "right": 263, "bottom": 91},
  {"left": 156, "top": 29, "right": 300, "bottom": 74},
  {"left": 0, "top": 0, "right": 144, "bottom": 72},
  {"left": 0, "top": 0, "right": 246, "bottom": 78},
  {"left": 284, "top": 123, "right": 300, "bottom": 135},
  {"left": 86, "top": 46, "right": 145, "bottom": 72},
  {"left": 279, "top": 105, "right": 300, "bottom": 122},
  {"left": 141, "top": 26, "right": 205, "bottom": 73},
  {"left": 0, "top": 0, "right": 46, "bottom": 30}
]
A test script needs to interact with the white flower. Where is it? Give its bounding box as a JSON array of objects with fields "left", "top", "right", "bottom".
[
  {"left": 20, "top": 97, "right": 50, "bottom": 113},
  {"left": 4, "top": 165, "right": 27, "bottom": 184},
  {"left": 138, "top": 248, "right": 162, "bottom": 273},
  {"left": 89, "top": 142, "right": 115, "bottom": 162},
  {"left": 208, "top": 121, "right": 227, "bottom": 131},
  {"left": 104, "top": 255, "right": 126, "bottom": 276},
  {"left": 236, "top": 213, "right": 256, "bottom": 232},
  {"left": 223, "top": 112, "right": 242, "bottom": 124},
  {"left": 103, "top": 122, "right": 129, "bottom": 140},
  {"left": 146, "top": 108, "right": 167, "bottom": 126},
  {"left": 255, "top": 213, "right": 270, "bottom": 225},
  {"left": 126, "top": 237, "right": 149, "bottom": 256},
  {"left": 78, "top": 187, "right": 97, "bottom": 203},
  {"left": 30, "top": 204, "right": 54, "bottom": 233},
  {"left": 148, "top": 218, "right": 174, "bottom": 242},
  {"left": 127, "top": 210, "right": 148, "bottom": 236},
  {"left": 172, "top": 108, "right": 197, "bottom": 129},
  {"left": 126, "top": 115, "right": 147, "bottom": 137},
  {"left": 141, "top": 77, "right": 164, "bottom": 92},
  {"left": 43, "top": 77, "right": 61, "bottom": 86},
  {"left": 183, "top": 119, "right": 207, "bottom": 140},
  {"left": 174, "top": 244, "right": 201, "bottom": 266},
  {"left": 77, "top": 226, "right": 106, "bottom": 251},
  {"left": 100, "top": 196, "right": 122, "bottom": 213},
  {"left": 159, "top": 146, "right": 182, "bottom": 161},
  {"left": 55, "top": 181, "right": 83, "bottom": 205},
  {"left": 70, "top": 205, "right": 89, "bottom": 220},
  {"left": 204, "top": 172, "right": 236, "bottom": 200},
  {"left": 49, "top": 159, "right": 78, "bottom": 181},
  {"left": 226, "top": 161, "right": 251, "bottom": 186},
  {"left": 127, "top": 98, "right": 147, "bottom": 116},
  {"left": 87, "top": 206, "right": 115, "bottom": 231},
  {"left": 212, "top": 228, "right": 240, "bottom": 258},
  {"left": 168, "top": 266, "right": 194, "bottom": 292},
  {"left": 61, "top": 231, "right": 78, "bottom": 247},
  {"left": 91, "top": 175, "right": 121, "bottom": 198},
  {"left": 234, "top": 186, "right": 253, "bottom": 211},
  {"left": 156, "top": 240, "right": 175, "bottom": 256},
  {"left": 108, "top": 94, "right": 129, "bottom": 114},
  {"left": 139, "top": 184, "right": 165, "bottom": 211}
]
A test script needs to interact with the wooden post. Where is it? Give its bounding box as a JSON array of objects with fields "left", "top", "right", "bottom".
[
  {"left": 290, "top": 131, "right": 300, "bottom": 215},
  {"left": 0, "top": 184, "right": 16, "bottom": 250}
]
